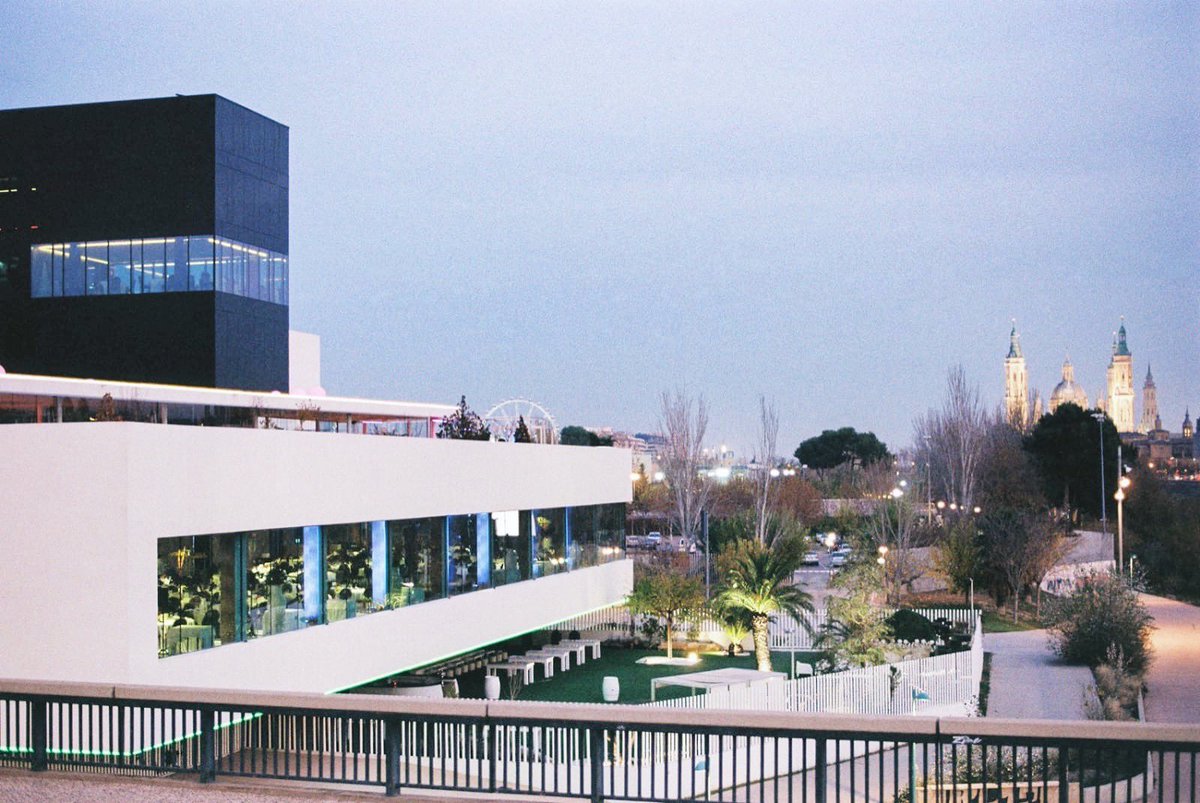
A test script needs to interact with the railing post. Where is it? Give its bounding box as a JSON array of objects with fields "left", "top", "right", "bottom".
[
  {"left": 814, "top": 737, "right": 828, "bottom": 803},
  {"left": 588, "top": 725, "right": 604, "bottom": 803},
  {"left": 811, "top": 734, "right": 830, "bottom": 801},
  {"left": 1057, "top": 743, "right": 1069, "bottom": 803},
  {"left": 30, "top": 698, "right": 47, "bottom": 772},
  {"left": 198, "top": 708, "right": 216, "bottom": 783},
  {"left": 384, "top": 716, "right": 401, "bottom": 797}
]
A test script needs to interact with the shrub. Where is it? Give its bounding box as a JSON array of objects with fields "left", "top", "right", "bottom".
[
  {"left": 886, "top": 609, "right": 939, "bottom": 642},
  {"left": 1046, "top": 572, "right": 1153, "bottom": 674}
]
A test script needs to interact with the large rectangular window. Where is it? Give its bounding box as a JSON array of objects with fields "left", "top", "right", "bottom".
[
  {"left": 158, "top": 534, "right": 241, "bottom": 656},
  {"left": 388, "top": 516, "right": 446, "bottom": 606},
  {"left": 30, "top": 234, "right": 286, "bottom": 304},
  {"left": 533, "top": 509, "right": 568, "bottom": 577},
  {"left": 246, "top": 528, "right": 307, "bottom": 637},
  {"left": 325, "top": 523, "right": 373, "bottom": 621}
]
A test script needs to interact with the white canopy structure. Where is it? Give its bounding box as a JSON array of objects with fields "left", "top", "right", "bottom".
[{"left": 649, "top": 668, "right": 786, "bottom": 701}]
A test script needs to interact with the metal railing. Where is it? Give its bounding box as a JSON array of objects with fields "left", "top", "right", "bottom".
[{"left": 0, "top": 679, "right": 1196, "bottom": 801}]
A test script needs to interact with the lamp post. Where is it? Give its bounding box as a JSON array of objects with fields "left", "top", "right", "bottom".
[
  {"left": 877, "top": 545, "right": 889, "bottom": 604},
  {"left": 1091, "top": 412, "right": 1108, "bottom": 533},
  {"left": 1115, "top": 475, "right": 1131, "bottom": 577}
]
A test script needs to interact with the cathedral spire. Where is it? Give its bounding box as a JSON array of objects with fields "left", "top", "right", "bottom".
[
  {"left": 1007, "top": 320, "right": 1022, "bottom": 358},
  {"left": 1115, "top": 317, "right": 1131, "bottom": 357},
  {"left": 1144, "top": 364, "right": 1154, "bottom": 386}
]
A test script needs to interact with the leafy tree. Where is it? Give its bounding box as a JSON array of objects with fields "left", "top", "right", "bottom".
[
  {"left": 1046, "top": 571, "right": 1153, "bottom": 674},
  {"left": 1023, "top": 403, "right": 1119, "bottom": 518},
  {"left": 774, "top": 476, "right": 824, "bottom": 525},
  {"left": 559, "top": 425, "right": 613, "bottom": 447},
  {"left": 932, "top": 518, "right": 982, "bottom": 605},
  {"left": 626, "top": 569, "right": 705, "bottom": 658},
  {"left": 513, "top": 416, "right": 533, "bottom": 443},
  {"left": 794, "top": 427, "right": 890, "bottom": 476},
  {"left": 437, "top": 396, "right": 491, "bottom": 441},
  {"left": 714, "top": 535, "right": 814, "bottom": 671},
  {"left": 1125, "top": 469, "right": 1200, "bottom": 599},
  {"left": 820, "top": 555, "right": 891, "bottom": 668}
]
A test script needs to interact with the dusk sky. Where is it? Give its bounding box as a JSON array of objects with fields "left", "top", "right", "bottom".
[{"left": 2, "top": 3, "right": 1195, "bottom": 455}]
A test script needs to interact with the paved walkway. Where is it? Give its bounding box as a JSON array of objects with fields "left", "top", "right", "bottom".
[
  {"left": 983, "top": 629, "right": 1093, "bottom": 720},
  {"left": 1140, "top": 593, "right": 1200, "bottom": 724}
]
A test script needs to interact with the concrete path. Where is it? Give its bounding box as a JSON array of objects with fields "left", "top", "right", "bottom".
[
  {"left": 983, "top": 629, "right": 1094, "bottom": 720},
  {"left": 1139, "top": 593, "right": 1200, "bottom": 725}
]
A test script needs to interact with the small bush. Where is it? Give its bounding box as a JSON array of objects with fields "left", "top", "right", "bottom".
[
  {"left": 886, "top": 609, "right": 939, "bottom": 642},
  {"left": 1046, "top": 572, "right": 1153, "bottom": 674}
]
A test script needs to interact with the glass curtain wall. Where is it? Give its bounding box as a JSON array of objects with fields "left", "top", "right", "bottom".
[
  {"left": 30, "top": 235, "right": 286, "bottom": 303},
  {"left": 246, "top": 528, "right": 306, "bottom": 637},
  {"left": 156, "top": 504, "right": 625, "bottom": 658}
]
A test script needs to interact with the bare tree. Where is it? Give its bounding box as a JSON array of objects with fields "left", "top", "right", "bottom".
[
  {"left": 864, "top": 475, "right": 924, "bottom": 605},
  {"left": 658, "top": 390, "right": 712, "bottom": 543},
  {"left": 751, "top": 395, "right": 780, "bottom": 544},
  {"left": 914, "top": 366, "right": 989, "bottom": 509}
]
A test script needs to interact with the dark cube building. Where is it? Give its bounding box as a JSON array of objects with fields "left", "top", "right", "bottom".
[{"left": 0, "top": 94, "right": 289, "bottom": 390}]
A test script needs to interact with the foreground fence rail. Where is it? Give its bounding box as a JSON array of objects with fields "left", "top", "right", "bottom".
[{"left": 0, "top": 680, "right": 1196, "bottom": 801}]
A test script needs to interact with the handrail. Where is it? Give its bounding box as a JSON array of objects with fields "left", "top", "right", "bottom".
[{"left": 1, "top": 677, "right": 1196, "bottom": 747}]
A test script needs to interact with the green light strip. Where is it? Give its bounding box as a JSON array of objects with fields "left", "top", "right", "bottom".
[{"left": 324, "top": 599, "right": 624, "bottom": 694}]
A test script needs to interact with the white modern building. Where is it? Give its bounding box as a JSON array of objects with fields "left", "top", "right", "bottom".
[{"left": 0, "top": 373, "right": 632, "bottom": 694}]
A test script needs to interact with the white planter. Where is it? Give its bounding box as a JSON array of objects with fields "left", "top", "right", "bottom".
[
  {"left": 602, "top": 676, "right": 620, "bottom": 703},
  {"left": 484, "top": 675, "right": 501, "bottom": 700}
]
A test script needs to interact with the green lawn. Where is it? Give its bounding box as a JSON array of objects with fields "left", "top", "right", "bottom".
[
  {"left": 500, "top": 648, "right": 822, "bottom": 705},
  {"left": 981, "top": 608, "right": 1040, "bottom": 632}
]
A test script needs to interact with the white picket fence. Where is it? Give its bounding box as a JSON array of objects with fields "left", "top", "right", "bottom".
[{"left": 647, "top": 612, "right": 984, "bottom": 717}]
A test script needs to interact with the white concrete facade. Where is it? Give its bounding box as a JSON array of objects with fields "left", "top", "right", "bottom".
[{"left": 0, "top": 422, "right": 632, "bottom": 692}]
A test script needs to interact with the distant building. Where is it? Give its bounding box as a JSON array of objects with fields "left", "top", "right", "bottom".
[
  {"left": 1003, "top": 322, "right": 1030, "bottom": 428},
  {"left": 1049, "top": 357, "right": 1089, "bottom": 413},
  {"left": 1106, "top": 321, "right": 1136, "bottom": 433},
  {"left": 1140, "top": 366, "right": 1159, "bottom": 434}
]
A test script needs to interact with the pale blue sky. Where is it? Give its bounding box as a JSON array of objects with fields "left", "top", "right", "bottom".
[{"left": 2, "top": 2, "right": 1195, "bottom": 453}]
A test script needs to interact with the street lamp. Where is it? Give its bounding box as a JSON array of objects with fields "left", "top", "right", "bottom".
[
  {"left": 1091, "top": 411, "right": 1108, "bottom": 533},
  {"left": 877, "top": 545, "right": 889, "bottom": 604},
  {"left": 1114, "top": 475, "right": 1131, "bottom": 576}
]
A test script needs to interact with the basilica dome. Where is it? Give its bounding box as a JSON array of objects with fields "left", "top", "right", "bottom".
[{"left": 1049, "top": 358, "right": 1089, "bottom": 412}]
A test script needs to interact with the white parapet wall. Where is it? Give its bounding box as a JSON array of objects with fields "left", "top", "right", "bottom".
[{"left": 0, "top": 422, "right": 632, "bottom": 692}]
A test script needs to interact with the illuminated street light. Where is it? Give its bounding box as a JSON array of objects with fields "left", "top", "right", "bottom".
[
  {"left": 890, "top": 487, "right": 904, "bottom": 499},
  {"left": 936, "top": 501, "right": 946, "bottom": 510},
  {"left": 1115, "top": 475, "right": 1131, "bottom": 576},
  {"left": 972, "top": 506, "right": 981, "bottom": 514}
]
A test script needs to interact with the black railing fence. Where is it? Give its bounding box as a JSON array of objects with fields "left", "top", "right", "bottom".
[{"left": 0, "top": 680, "right": 1196, "bottom": 802}]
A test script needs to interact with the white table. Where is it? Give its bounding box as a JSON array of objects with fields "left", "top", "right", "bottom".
[
  {"left": 486, "top": 659, "right": 536, "bottom": 685},
  {"left": 559, "top": 638, "right": 602, "bottom": 660},
  {"left": 518, "top": 653, "right": 557, "bottom": 680},
  {"left": 525, "top": 645, "right": 578, "bottom": 672}
]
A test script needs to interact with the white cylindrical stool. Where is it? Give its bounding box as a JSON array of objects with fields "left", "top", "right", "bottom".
[
  {"left": 484, "top": 675, "right": 501, "bottom": 700},
  {"left": 602, "top": 676, "right": 620, "bottom": 703}
]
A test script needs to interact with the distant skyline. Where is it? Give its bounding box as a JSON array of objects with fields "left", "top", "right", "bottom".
[{"left": 1, "top": 3, "right": 1195, "bottom": 455}]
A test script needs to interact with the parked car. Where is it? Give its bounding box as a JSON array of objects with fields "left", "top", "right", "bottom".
[
  {"left": 644, "top": 532, "right": 663, "bottom": 550},
  {"left": 830, "top": 549, "right": 852, "bottom": 568},
  {"left": 624, "top": 535, "right": 643, "bottom": 549},
  {"left": 802, "top": 550, "right": 821, "bottom": 566}
]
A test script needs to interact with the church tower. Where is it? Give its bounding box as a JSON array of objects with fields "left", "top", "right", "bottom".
[
  {"left": 1106, "top": 319, "right": 1136, "bottom": 433},
  {"left": 1003, "top": 322, "right": 1029, "bottom": 429},
  {"left": 1140, "top": 365, "right": 1158, "bottom": 434},
  {"left": 1184, "top": 409, "right": 1194, "bottom": 440}
]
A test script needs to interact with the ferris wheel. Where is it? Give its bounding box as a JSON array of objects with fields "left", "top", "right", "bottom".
[{"left": 485, "top": 398, "right": 559, "bottom": 444}]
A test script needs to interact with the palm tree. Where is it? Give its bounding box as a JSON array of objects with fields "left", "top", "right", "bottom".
[{"left": 715, "top": 535, "right": 814, "bottom": 671}]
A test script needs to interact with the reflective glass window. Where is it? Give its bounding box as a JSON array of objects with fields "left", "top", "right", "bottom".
[
  {"left": 387, "top": 516, "right": 445, "bottom": 606},
  {"left": 30, "top": 245, "right": 51, "bottom": 297},
  {"left": 142, "top": 238, "right": 167, "bottom": 293},
  {"left": 325, "top": 523, "right": 373, "bottom": 621},
  {"left": 85, "top": 241, "right": 107, "bottom": 295},
  {"left": 190, "top": 237, "right": 214, "bottom": 291},
  {"left": 108, "top": 241, "right": 132, "bottom": 295},
  {"left": 447, "top": 515, "right": 479, "bottom": 595},
  {"left": 246, "top": 528, "right": 308, "bottom": 637},
  {"left": 490, "top": 510, "right": 528, "bottom": 586},
  {"left": 534, "top": 508, "right": 568, "bottom": 577},
  {"left": 167, "top": 237, "right": 188, "bottom": 291},
  {"left": 64, "top": 245, "right": 84, "bottom": 295},
  {"left": 157, "top": 534, "right": 240, "bottom": 656}
]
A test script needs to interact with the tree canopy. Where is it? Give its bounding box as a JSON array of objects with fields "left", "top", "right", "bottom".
[
  {"left": 436, "top": 396, "right": 492, "bottom": 440},
  {"left": 626, "top": 569, "right": 705, "bottom": 658},
  {"left": 794, "top": 427, "right": 890, "bottom": 472},
  {"left": 1023, "top": 403, "right": 1120, "bottom": 516},
  {"left": 559, "top": 425, "right": 613, "bottom": 447}
]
